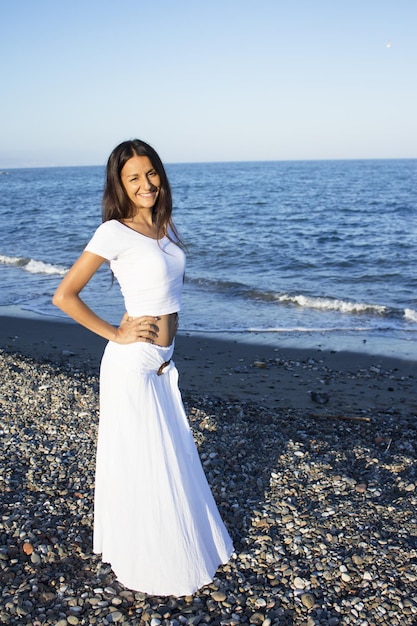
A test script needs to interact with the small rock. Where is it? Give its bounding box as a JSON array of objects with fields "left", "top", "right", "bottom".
[
  {"left": 23, "top": 542, "right": 34, "bottom": 555},
  {"left": 310, "top": 391, "right": 329, "bottom": 404},
  {"left": 211, "top": 590, "right": 227, "bottom": 602},
  {"left": 301, "top": 593, "right": 315, "bottom": 609},
  {"left": 355, "top": 483, "right": 367, "bottom": 493},
  {"left": 39, "top": 591, "right": 55, "bottom": 603},
  {"left": 111, "top": 597, "right": 123, "bottom": 606},
  {"left": 293, "top": 576, "right": 306, "bottom": 589}
]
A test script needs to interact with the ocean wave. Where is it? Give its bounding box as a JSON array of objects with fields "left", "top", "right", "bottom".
[
  {"left": 0, "top": 254, "right": 67, "bottom": 276},
  {"left": 278, "top": 294, "right": 387, "bottom": 315},
  {"left": 187, "top": 276, "right": 415, "bottom": 322}
]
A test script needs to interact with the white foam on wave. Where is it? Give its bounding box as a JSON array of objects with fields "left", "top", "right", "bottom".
[
  {"left": 404, "top": 308, "right": 417, "bottom": 322},
  {"left": 278, "top": 293, "right": 387, "bottom": 315},
  {"left": 0, "top": 254, "right": 67, "bottom": 276},
  {"left": 0, "top": 254, "right": 22, "bottom": 265},
  {"left": 181, "top": 326, "right": 374, "bottom": 334},
  {"left": 25, "top": 259, "right": 67, "bottom": 275}
]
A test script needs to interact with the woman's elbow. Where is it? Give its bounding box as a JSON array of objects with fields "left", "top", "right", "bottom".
[
  {"left": 52, "top": 290, "right": 61, "bottom": 309},
  {"left": 52, "top": 288, "right": 68, "bottom": 310}
]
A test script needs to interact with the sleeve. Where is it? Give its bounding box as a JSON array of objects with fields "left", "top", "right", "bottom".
[{"left": 84, "top": 221, "right": 121, "bottom": 260}]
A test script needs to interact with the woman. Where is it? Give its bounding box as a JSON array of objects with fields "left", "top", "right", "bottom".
[{"left": 53, "top": 139, "right": 233, "bottom": 596}]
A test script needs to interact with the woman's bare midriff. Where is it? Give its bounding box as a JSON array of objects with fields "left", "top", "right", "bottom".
[
  {"left": 128, "top": 312, "right": 178, "bottom": 347},
  {"left": 153, "top": 312, "right": 178, "bottom": 347}
]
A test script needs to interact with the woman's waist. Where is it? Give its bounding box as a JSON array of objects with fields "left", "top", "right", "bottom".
[
  {"left": 127, "top": 311, "right": 178, "bottom": 319},
  {"left": 128, "top": 312, "right": 179, "bottom": 347}
]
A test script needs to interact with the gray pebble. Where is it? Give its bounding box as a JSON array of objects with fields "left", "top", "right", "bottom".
[{"left": 301, "top": 593, "right": 315, "bottom": 609}]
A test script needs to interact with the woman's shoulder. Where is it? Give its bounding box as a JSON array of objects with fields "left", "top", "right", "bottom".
[
  {"left": 85, "top": 220, "right": 127, "bottom": 259},
  {"left": 95, "top": 219, "right": 121, "bottom": 232},
  {"left": 91, "top": 219, "right": 133, "bottom": 238}
]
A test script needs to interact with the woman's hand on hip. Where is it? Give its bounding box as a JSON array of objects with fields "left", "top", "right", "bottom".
[{"left": 114, "top": 313, "right": 160, "bottom": 344}]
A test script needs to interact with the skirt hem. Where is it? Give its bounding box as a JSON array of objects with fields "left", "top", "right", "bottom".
[{"left": 93, "top": 546, "right": 235, "bottom": 597}]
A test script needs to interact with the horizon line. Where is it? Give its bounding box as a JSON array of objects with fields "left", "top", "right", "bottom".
[{"left": 1, "top": 155, "right": 416, "bottom": 170}]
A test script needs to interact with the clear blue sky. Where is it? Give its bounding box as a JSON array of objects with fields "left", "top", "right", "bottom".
[{"left": 1, "top": 0, "right": 416, "bottom": 167}]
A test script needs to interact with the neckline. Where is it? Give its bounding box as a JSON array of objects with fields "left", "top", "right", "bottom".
[{"left": 116, "top": 219, "right": 166, "bottom": 241}]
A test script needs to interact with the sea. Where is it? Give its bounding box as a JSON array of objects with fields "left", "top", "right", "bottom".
[{"left": 1, "top": 159, "right": 416, "bottom": 359}]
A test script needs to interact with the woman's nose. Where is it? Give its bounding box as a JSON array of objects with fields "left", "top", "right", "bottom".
[{"left": 142, "top": 176, "right": 153, "bottom": 190}]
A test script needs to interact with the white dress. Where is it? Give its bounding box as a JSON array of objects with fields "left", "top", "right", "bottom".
[{"left": 85, "top": 221, "right": 233, "bottom": 596}]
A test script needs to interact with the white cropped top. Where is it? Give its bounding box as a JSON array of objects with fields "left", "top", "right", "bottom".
[{"left": 85, "top": 220, "right": 185, "bottom": 317}]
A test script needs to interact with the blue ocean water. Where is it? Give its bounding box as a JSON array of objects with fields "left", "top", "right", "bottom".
[{"left": 1, "top": 159, "right": 416, "bottom": 356}]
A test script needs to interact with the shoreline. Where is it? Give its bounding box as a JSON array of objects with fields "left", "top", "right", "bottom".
[
  {"left": 2, "top": 304, "right": 416, "bottom": 361},
  {"left": 1, "top": 313, "right": 415, "bottom": 412}
]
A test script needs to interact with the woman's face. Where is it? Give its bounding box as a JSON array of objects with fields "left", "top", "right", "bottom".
[{"left": 120, "top": 155, "right": 161, "bottom": 212}]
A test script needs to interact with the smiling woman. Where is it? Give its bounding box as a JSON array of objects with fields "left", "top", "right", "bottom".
[{"left": 52, "top": 139, "right": 233, "bottom": 596}]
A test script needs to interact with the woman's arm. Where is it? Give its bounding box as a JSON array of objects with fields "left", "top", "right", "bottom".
[{"left": 52, "top": 251, "right": 158, "bottom": 344}]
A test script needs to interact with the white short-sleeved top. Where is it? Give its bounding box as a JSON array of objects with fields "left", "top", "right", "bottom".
[{"left": 85, "top": 220, "right": 185, "bottom": 317}]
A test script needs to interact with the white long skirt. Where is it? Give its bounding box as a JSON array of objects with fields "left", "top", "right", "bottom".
[{"left": 93, "top": 340, "right": 234, "bottom": 596}]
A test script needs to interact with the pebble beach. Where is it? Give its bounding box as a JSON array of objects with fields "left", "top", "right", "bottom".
[{"left": 0, "top": 316, "right": 416, "bottom": 626}]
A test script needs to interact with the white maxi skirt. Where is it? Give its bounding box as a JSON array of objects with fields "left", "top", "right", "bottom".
[{"left": 93, "top": 340, "right": 234, "bottom": 596}]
